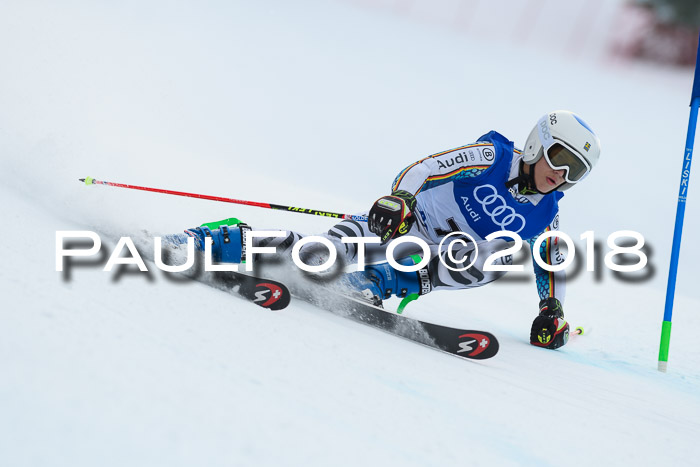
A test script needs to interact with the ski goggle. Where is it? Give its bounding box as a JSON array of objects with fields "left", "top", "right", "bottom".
[{"left": 543, "top": 141, "right": 591, "bottom": 184}]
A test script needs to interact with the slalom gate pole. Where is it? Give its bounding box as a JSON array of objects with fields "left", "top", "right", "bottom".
[
  {"left": 79, "top": 176, "right": 368, "bottom": 222},
  {"left": 658, "top": 33, "right": 700, "bottom": 373}
]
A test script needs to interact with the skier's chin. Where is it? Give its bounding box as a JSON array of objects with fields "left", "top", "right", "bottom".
[
  {"left": 538, "top": 177, "right": 563, "bottom": 193},
  {"left": 538, "top": 184, "right": 558, "bottom": 194}
]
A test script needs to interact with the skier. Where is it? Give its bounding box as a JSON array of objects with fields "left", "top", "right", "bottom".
[{"left": 172, "top": 110, "right": 601, "bottom": 350}]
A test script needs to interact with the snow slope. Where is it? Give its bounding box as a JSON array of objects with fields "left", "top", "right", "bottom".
[{"left": 1, "top": 1, "right": 700, "bottom": 466}]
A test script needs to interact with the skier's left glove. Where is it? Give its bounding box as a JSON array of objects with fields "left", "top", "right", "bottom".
[
  {"left": 368, "top": 190, "right": 417, "bottom": 244},
  {"left": 530, "top": 297, "right": 570, "bottom": 349}
]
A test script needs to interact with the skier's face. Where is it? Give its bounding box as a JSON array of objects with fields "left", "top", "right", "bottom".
[{"left": 534, "top": 156, "right": 566, "bottom": 193}]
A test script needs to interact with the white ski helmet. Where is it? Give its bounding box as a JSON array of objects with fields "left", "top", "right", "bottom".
[{"left": 522, "top": 110, "right": 601, "bottom": 191}]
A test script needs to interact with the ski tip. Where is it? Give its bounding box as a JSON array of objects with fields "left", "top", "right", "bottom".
[{"left": 454, "top": 331, "right": 499, "bottom": 360}]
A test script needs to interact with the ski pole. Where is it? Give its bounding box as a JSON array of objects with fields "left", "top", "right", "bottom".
[
  {"left": 79, "top": 176, "right": 368, "bottom": 222},
  {"left": 658, "top": 33, "right": 700, "bottom": 373}
]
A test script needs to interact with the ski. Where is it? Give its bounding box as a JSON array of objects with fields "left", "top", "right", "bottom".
[
  {"left": 145, "top": 234, "right": 292, "bottom": 311},
  {"left": 299, "top": 290, "right": 499, "bottom": 360},
  {"left": 213, "top": 271, "right": 291, "bottom": 311},
  {"left": 207, "top": 267, "right": 497, "bottom": 358}
]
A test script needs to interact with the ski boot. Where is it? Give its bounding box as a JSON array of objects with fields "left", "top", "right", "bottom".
[
  {"left": 340, "top": 255, "right": 431, "bottom": 308},
  {"left": 164, "top": 217, "right": 251, "bottom": 263}
]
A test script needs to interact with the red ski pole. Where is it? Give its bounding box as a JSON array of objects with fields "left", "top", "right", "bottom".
[{"left": 79, "top": 176, "right": 368, "bottom": 222}]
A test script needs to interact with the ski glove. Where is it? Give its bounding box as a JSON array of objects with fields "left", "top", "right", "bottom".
[
  {"left": 368, "top": 190, "right": 417, "bottom": 244},
  {"left": 530, "top": 297, "right": 570, "bottom": 349}
]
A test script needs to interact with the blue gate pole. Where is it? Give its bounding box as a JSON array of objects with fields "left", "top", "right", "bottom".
[{"left": 659, "top": 33, "right": 700, "bottom": 372}]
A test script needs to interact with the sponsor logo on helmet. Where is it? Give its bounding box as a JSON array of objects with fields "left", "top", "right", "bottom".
[
  {"left": 472, "top": 185, "right": 526, "bottom": 233},
  {"left": 481, "top": 147, "right": 495, "bottom": 161},
  {"left": 540, "top": 118, "right": 551, "bottom": 141},
  {"left": 584, "top": 142, "right": 591, "bottom": 152},
  {"left": 549, "top": 113, "right": 558, "bottom": 125}
]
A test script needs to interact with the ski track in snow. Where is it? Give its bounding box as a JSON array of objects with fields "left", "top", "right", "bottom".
[{"left": 2, "top": 1, "right": 700, "bottom": 466}]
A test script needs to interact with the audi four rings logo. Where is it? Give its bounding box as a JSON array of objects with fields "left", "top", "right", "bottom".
[{"left": 473, "top": 184, "right": 526, "bottom": 233}]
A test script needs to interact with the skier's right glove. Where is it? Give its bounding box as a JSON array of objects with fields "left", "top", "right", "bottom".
[
  {"left": 368, "top": 190, "right": 417, "bottom": 244},
  {"left": 530, "top": 297, "right": 570, "bottom": 350}
]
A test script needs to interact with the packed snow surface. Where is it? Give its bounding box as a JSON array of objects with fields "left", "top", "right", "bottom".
[{"left": 1, "top": 1, "right": 699, "bottom": 466}]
